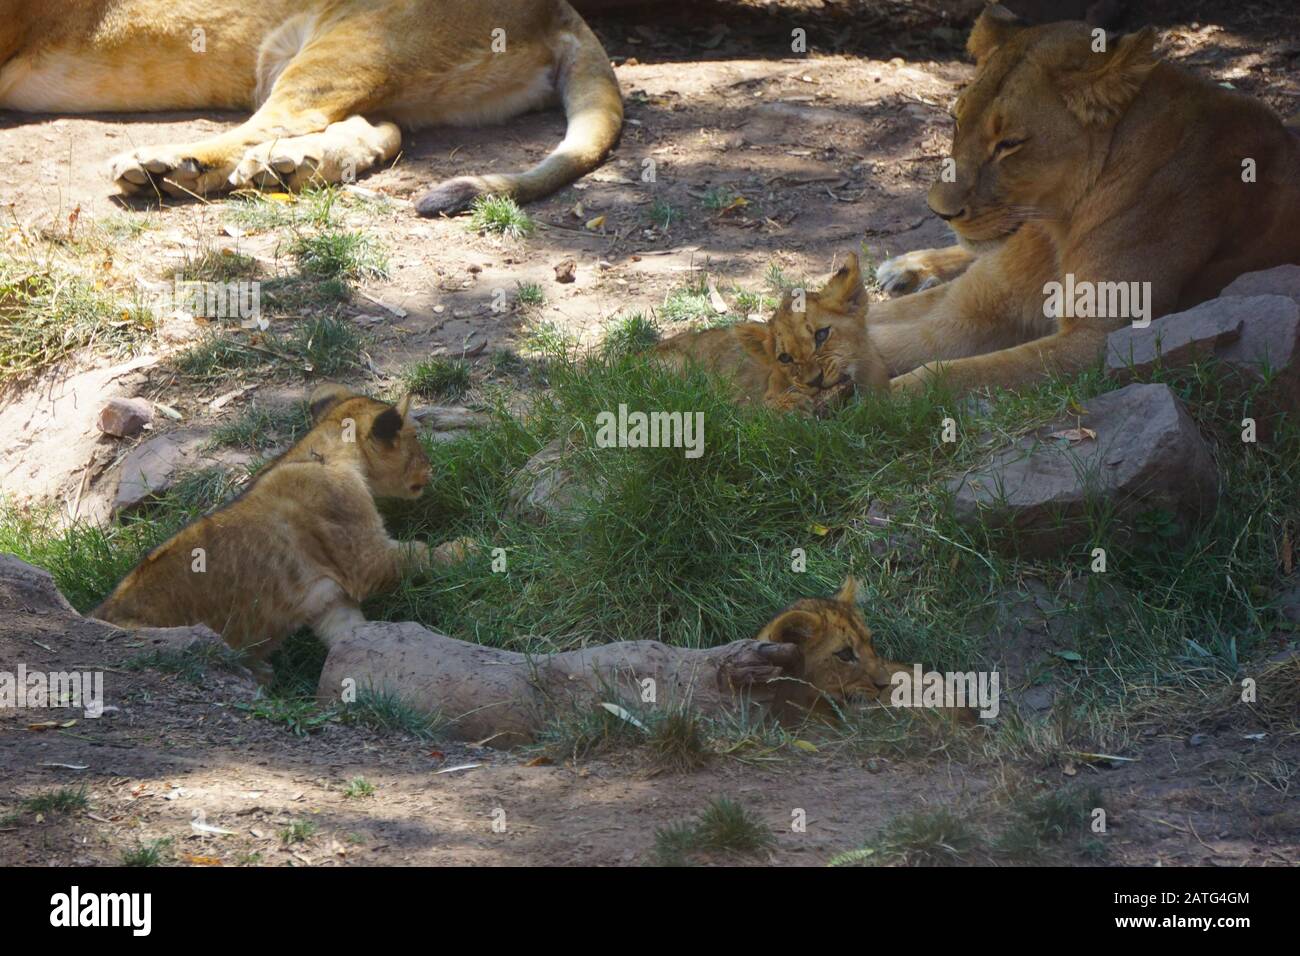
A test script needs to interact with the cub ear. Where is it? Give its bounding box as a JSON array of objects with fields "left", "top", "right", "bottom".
[
  {"left": 834, "top": 576, "right": 859, "bottom": 606},
  {"left": 369, "top": 406, "right": 404, "bottom": 445},
  {"left": 1059, "top": 26, "right": 1159, "bottom": 125},
  {"left": 307, "top": 383, "right": 354, "bottom": 424},
  {"left": 755, "top": 608, "right": 822, "bottom": 646},
  {"left": 967, "top": 3, "right": 1024, "bottom": 64},
  {"left": 818, "top": 253, "right": 866, "bottom": 314},
  {"left": 734, "top": 321, "right": 773, "bottom": 362}
]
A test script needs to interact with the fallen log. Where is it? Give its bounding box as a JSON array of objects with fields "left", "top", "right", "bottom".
[{"left": 318, "top": 621, "right": 810, "bottom": 747}]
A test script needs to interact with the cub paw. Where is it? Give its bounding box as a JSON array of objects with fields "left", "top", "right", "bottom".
[{"left": 876, "top": 251, "right": 946, "bottom": 297}]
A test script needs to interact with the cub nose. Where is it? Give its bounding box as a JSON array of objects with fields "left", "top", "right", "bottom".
[{"left": 808, "top": 371, "right": 826, "bottom": 389}]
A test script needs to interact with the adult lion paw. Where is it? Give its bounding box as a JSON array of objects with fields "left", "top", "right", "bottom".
[
  {"left": 876, "top": 250, "right": 948, "bottom": 296},
  {"left": 107, "top": 148, "right": 232, "bottom": 198}
]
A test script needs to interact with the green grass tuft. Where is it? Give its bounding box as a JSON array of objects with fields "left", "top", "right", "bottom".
[{"left": 469, "top": 195, "right": 534, "bottom": 239}]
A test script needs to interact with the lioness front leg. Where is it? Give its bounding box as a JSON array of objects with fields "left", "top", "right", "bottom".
[
  {"left": 231, "top": 116, "right": 402, "bottom": 191},
  {"left": 890, "top": 326, "right": 1110, "bottom": 394},
  {"left": 108, "top": 17, "right": 394, "bottom": 197},
  {"left": 876, "top": 244, "right": 977, "bottom": 296}
]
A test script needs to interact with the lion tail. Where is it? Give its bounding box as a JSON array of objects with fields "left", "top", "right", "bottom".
[{"left": 414, "top": 3, "right": 623, "bottom": 216}]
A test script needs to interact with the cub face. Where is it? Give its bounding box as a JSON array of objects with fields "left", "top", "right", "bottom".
[
  {"left": 735, "top": 253, "right": 884, "bottom": 398},
  {"left": 930, "top": 5, "right": 1158, "bottom": 246},
  {"left": 307, "top": 384, "right": 430, "bottom": 499},
  {"left": 755, "top": 576, "right": 904, "bottom": 701}
]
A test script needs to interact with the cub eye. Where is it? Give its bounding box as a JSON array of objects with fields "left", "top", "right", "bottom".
[
  {"left": 778, "top": 353, "right": 793, "bottom": 364},
  {"left": 994, "top": 137, "right": 1026, "bottom": 156},
  {"left": 834, "top": 647, "right": 858, "bottom": 663},
  {"left": 814, "top": 327, "right": 830, "bottom": 347}
]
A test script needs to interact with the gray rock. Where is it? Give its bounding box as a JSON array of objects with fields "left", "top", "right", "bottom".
[
  {"left": 1104, "top": 293, "right": 1300, "bottom": 428},
  {"left": 112, "top": 433, "right": 197, "bottom": 513},
  {"left": 949, "top": 383, "right": 1217, "bottom": 556},
  {"left": 1219, "top": 264, "right": 1300, "bottom": 305},
  {"left": 507, "top": 437, "right": 602, "bottom": 523},
  {"left": 1105, "top": 297, "right": 1246, "bottom": 381},
  {"left": 96, "top": 397, "right": 153, "bottom": 438},
  {"left": 0, "top": 554, "right": 76, "bottom": 615}
]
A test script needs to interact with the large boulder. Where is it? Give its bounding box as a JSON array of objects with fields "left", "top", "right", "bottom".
[
  {"left": 1105, "top": 266, "right": 1300, "bottom": 426},
  {"left": 948, "top": 383, "right": 1218, "bottom": 557}
]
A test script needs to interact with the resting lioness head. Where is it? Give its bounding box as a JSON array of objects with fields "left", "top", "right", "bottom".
[
  {"left": 734, "top": 253, "right": 888, "bottom": 399},
  {"left": 755, "top": 576, "right": 905, "bottom": 701},
  {"left": 300, "top": 384, "right": 430, "bottom": 499},
  {"left": 930, "top": 4, "right": 1158, "bottom": 247}
]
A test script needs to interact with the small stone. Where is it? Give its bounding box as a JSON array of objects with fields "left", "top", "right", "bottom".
[
  {"left": 96, "top": 397, "right": 153, "bottom": 438},
  {"left": 554, "top": 258, "right": 577, "bottom": 284}
]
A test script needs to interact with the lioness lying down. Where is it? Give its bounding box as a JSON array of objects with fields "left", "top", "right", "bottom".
[
  {"left": 93, "top": 385, "right": 466, "bottom": 674},
  {"left": 873, "top": 5, "right": 1300, "bottom": 394},
  {"left": 654, "top": 253, "right": 889, "bottom": 412},
  {"left": 0, "top": 0, "right": 622, "bottom": 214}
]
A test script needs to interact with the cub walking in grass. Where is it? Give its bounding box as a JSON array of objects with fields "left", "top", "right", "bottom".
[{"left": 93, "top": 385, "right": 462, "bottom": 672}]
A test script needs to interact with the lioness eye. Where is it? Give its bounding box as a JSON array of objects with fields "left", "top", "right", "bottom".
[
  {"left": 778, "top": 353, "right": 793, "bottom": 364},
  {"left": 834, "top": 647, "right": 858, "bottom": 663},
  {"left": 995, "top": 138, "right": 1026, "bottom": 155},
  {"left": 814, "top": 327, "right": 830, "bottom": 347}
]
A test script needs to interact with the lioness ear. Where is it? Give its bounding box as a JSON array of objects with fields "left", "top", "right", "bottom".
[
  {"left": 834, "top": 576, "right": 859, "bottom": 606},
  {"left": 308, "top": 383, "right": 353, "bottom": 424},
  {"left": 734, "top": 322, "right": 773, "bottom": 362},
  {"left": 370, "top": 406, "right": 404, "bottom": 445},
  {"left": 818, "top": 253, "right": 866, "bottom": 314},
  {"left": 755, "top": 609, "right": 822, "bottom": 645},
  {"left": 395, "top": 393, "right": 414, "bottom": 419},
  {"left": 968, "top": 3, "right": 1023, "bottom": 64},
  {"left": 1059, "top": 26, "right": 1159, "bottom": 125}
]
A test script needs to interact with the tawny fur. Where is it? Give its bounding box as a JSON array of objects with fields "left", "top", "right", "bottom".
[
  {"left": 0, "top": 0, "right": 623, "bottom": 214},
  {"left": 654, "top": 253, "right": 889, "bottom": 412},
  {"left": 873, "top": 5, "right": 1300, "bottom": 394},
  {"left": 92, "top": 386, "right": 451, "bottom": 668}
]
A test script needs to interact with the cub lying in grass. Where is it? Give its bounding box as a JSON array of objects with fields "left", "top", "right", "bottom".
[
  {"left": 653, "top": 253, "right": 889, "bottom": 413},
  {"left": 757, "top": 576, "right": 977, "bottom": 722},
  {"left": 756, "top": 576, "right": 909, "bottom": 702},
  {"left": 93, "top": 385, "right": 461, "bottom": 674}
]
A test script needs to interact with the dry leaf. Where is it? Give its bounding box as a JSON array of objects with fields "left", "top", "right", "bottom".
[
  {"left": 1047, "top": 427, "right": 1097, "bottom": 444},
  {"left": 585, "top": 214, "right": 606, "bottom": 231}
]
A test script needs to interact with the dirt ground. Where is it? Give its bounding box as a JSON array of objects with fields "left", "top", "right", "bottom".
[{"left": 2, "top": 0, "right": 1299, "bottom": 866}]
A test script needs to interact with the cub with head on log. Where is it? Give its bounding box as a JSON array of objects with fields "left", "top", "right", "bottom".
[
  {"left": 756, "top": 577, "right": 979, "bottom": 722},
  {"left": 653, "top": 253, "right": 889, "bottom": 413},
  {"left": 92, "top": 385, "right": 464, "bottom": 675},
  {"left": 0, "top": 0, "right": 622, "bottom": 215},
  {"left": 755, "top": 577, "right": 908, "bottom": 704},
  {"left": 871, "top": 4, "right": 1300, "bottom": 394}
]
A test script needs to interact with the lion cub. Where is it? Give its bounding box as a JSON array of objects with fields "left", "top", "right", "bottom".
[
  {"left": 93, "top": 385, "right": 452, "bottom": 671},
  {"left": 757, "top": 577, "right": 979, "bottom": 722},
  {"left": 755, "top": 577, "right": 909, "bottom": 702},
  {"left": 653, "top": 253, "right": 888, "bottom": 412}
]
